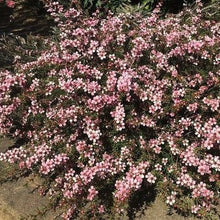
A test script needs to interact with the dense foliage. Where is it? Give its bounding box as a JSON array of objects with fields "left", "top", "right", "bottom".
[
  {"left": 0, "top": 0, "right": 219, "bottom": 219},
  {"left": 45, "top": 0, "right": 213, "bottom": 14}
]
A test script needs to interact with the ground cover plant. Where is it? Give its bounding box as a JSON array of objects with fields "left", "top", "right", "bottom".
[{"left": 0, "top": 0, "right": 219, "bottom": 219}]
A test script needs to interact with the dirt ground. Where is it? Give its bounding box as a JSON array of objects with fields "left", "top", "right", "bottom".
[
  {"left": 0, "top": 138, "right": 199, "bottom": 220},
  {"left": 0, "top": 137, "right": 59, "bottom": 220}
]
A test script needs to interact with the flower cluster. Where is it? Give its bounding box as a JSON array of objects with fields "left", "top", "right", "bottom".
[
  {"left": 114, "top": 162, "right": 150, "bottom": 202},
  {"left": 0, "top": 0, "right": 219, "bottom": 219},
  {"left": 0, "top": 0, "right": 15, "bottom": 8}
]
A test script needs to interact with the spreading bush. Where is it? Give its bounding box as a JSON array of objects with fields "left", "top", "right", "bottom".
[{"left": 0, "top": 0, "right": 219, "bottom": 219}]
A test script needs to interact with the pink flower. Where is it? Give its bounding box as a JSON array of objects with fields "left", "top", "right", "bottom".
[
  {"left": 166, "top": 195, "right": 175, "bottom": 206},
  {"left": 6, "top": 0, "right": 15, "bottom": 8},
  {"left": 111, "top": 103, "right": 125, "bottom": 131},
  {"left": 18, "top": 161, "right": 25, "bottom": 169},
  {"left": 87, "top": 186, "right": 98, "bottom": 201},
  {"left": 98, "top": 205, "right": 104, "bottom": 213},
  {"left": 145, "top": 172, "right": 157, "bottom": 184},
  {"left": 187, "top": 103, "right": 198, "bottom": 112},
  {"left": 191, "top": 205, "right": 200, "bottom": 214}
]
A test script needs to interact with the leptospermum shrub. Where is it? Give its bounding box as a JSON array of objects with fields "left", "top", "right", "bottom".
[{"left": 0, "top": 0, "right": 219, "bottom": 219}]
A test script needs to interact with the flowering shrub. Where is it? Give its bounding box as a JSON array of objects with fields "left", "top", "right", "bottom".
[{"left": 0, "top": 0, "right": 219, "bottom": 219}]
